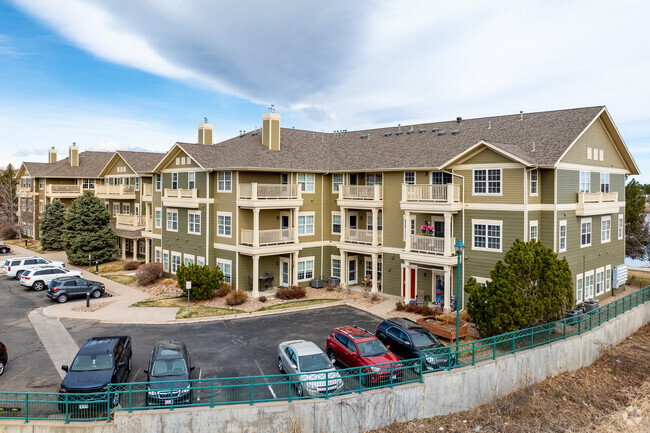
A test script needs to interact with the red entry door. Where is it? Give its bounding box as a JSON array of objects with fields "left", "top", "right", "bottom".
[{"left": 402, "top": 267, "right": 416, "bottom": 299}]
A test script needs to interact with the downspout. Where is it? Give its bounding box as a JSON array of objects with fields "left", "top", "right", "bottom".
[
  {"left": 443, "top": 170, "right": 464, "bottom": 308},
  {"left": 206, "top": 171, "right": 210, "bottom": 268},
  {"left": 524, "top": 166, "right": 538, "bottom": 243},
  {"left": 321, "top": 173, "right": 326, "bottom": 278}
]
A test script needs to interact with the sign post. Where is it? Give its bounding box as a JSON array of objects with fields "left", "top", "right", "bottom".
[{"left": 186, "top": 281, "right": 192, "bottom": 318}]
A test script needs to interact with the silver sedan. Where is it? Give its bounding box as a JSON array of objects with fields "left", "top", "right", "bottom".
[{"left": 277, "top": 340, "right": 344, "bottom": 397}]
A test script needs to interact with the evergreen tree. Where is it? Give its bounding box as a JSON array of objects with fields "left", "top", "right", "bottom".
[
  {"left": 467, "top": 239, "right": 573, "bottom": 337},
  {"left": 625, "top": 179, "right": 650, "bottom": 260},
  {"left": 62, "top": 192, "right": 116, "bottom": 265},
  {"left": 176, "top": 263, "right": 224, "bottom": 300},
  {"left": 40, "top": 199, "right": 66, "bottom": 250}
]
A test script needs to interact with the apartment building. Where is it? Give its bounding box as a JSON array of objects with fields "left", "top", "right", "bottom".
[{"left": 15, "top": 106, "right": 639, "bottom": 311}]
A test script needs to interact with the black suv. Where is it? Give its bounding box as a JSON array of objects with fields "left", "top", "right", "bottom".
[
  {"left": 0, "top": 341, "right": 7, "bottom": 376},
  {"left": 144, "top": 340, "right": 195, "bottom": 406},
  {"left": 376, "top": 318, "right": 455, "bottom": 371},
  {"left": 47, "top": 277, "right": 105, "bottom": 303}
]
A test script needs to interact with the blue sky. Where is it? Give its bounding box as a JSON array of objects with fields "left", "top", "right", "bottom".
[{"left": 1, "top": 1, "right": 649, "bottom": 182}]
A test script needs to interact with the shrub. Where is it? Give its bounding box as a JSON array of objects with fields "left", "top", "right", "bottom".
[
  {"left": 135, "top": 262, "right": 163, "bottom": 286},
  {"left": 225, "top": 289, "right": 248, "bottom": 306},
  {"left": 124, "top": 260, "right": 140, "bottom": 271},
  {"left": 275, "top": 285, "right": 307, "bottom": 300},
  {"left": 177, "top": 263, "right": 224, "bottom": 301},
  {"left": 324, "top": 283, "right": 336, "bottom": 292},
  {"left": 395, "top": 301, "right": 405, "bottom": 311},
  {"left": 402, "top": 303, "right": 436, "bottom": 315},
  {"left": 259, "top": 295, "right": 267, "bottom": 302},
  {"left": 370, "top": 292, "right": 381, "bottom": 302},
  {"left": 0, "top": 225, "right": 17, "bottom": 240},
  {"left": 436, "top": 311, "right": 470, "bottom": 325},
  {"left": 216, "top": 283, "right": 232, "bottom": 297},
  {"left": 162, "top": 278, "right": 175, "bottom": 286}
]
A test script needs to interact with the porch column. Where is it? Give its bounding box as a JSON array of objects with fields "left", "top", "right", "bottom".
[
  {"left": 293, "top": 207, "right": 300, "bottom": 244},
  {"left": 145, "top": 238, "right": 150, "bottom": 264},
  {"left": 292, "top": 251, "right": 299, "bottom": 286},
  {"left": 340, "top": 208, "right": 347, "bottom": 243},
  {"left": 404, "top": 261, "right": 411, "bottom": 303},
  {"left": 341, "top": 251, "right": 348, "bottom": 287},
  {"left": 372, "top": 208, "right": 378, "bottom": 246},
  {"left": 443, "top": 265, "right": 452, "bottom": 313},
  {"left": 252, "top": 254, "right": 260, "bottom": 298},
  {"left": 133, "top": 239, "right": 138, "bottom": 261},
  {"left": 444, "top": 212, "right": 452, "bottom": 256},
  {"left": 253, "top": 208, "right": 260, "bottom": 248},
  {"left": 405, "top": 211, "right": 411, "bottom": 252},
  {"left": 371, "top": 253, "right": 378, "bottom": 293},
  {"left": 121, "top": 237, "right": 126, "bottom": 260}
]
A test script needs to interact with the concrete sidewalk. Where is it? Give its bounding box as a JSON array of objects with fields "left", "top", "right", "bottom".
[{"left": 28, "top": 308, "right": 79, "bottom": 379}]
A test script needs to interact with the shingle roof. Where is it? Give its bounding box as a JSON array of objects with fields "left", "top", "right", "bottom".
[
  {"left": 117, "top": 151, "right": 165, "bottom": 174},
  {"left": 22, "top": 162, "right": 52, "bottom": 177},
  {"left": 21, "top": 151, "right": 114, "bottom": 178},
  {"left": 177, "top": 106, "right": 605, "bottom": 171}
]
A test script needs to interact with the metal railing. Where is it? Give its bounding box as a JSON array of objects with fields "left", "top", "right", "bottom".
[
  {"left": 239, "top": 183, "right": 301, "bottom": 200},
  {"left": 402, "top": 184, "right": 460, "bottom": 203},
  {"left": 240, "top": 229, "right": 295, "bottom": 246},
  {"left": 2, "top": 286, "right": 647, "bottom": 423}
]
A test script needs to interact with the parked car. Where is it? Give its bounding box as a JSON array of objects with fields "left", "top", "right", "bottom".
[
  {"left": 2, "top": 256, "right": 36, "bottom": 276},
  {"left": 0, "top": 242, "right": 10, "bottom": 254},
  {"left": 47, "top": 277, "right": 105, "bottom": 303},
  {"left": 326, "top": 326, "right": 403, "bottom": 386},
  {"left": 376, "top": 318, "right": 455, "bottom": 371},
  {"left": 144, "top": 340, "right": 195, "bottom": 406},
  {"left": 277, "top": 340, "right": 343, "bottom": 397},
  {"left": 3, "top": 256, "right": 65, "bottom": 279},
  {"left": 20, "top": 266, "right": 83, "bottom": 291},
  {"left": 0, "top": 341, "right": 7, "bottom": 376},
  {"left": 58, "top": 336, "right": 132, "bottom": 412}
]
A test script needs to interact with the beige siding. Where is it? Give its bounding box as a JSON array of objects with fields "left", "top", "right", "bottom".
[
  {"left": 460, "top": 148, "right": 517, "bottom": 165},
  {"left": 560, "top": 117, "right": 627, "bottom": 169},
  {"left": 540, "top": 169, "right": 555, "bottom": 205},
  {"left": 457, "top": 168, "right": 524, "bottom": 204},
  {"left": 383, "top": 172, "right": 404, "bottom": 248}
]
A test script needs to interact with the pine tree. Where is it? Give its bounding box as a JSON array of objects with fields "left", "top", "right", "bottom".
[
  {"left": 467, "top": 239, "right": 573, "bottom": 337},
  {"left": 62, "top": 191, "right": 116, "bottom": 265},
  {"left": 40, "top": 199, "right": 66, "bottom": 250}
]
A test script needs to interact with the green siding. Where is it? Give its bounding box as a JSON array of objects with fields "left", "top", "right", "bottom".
[{"left": 560, "top": 118, "right": 627, "bottom": 170}]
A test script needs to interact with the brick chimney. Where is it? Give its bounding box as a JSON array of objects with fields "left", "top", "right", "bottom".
[
  {"left": 262, "top": 107, "right": 280, "bottom": 151},
  {"left": 69, "top": 143, "right": 79, "bottom": 167},
  {"left": 48, "top": 147, "right": 57, "bottom": 163},
  {"left": 198, "top": 118, "right": 213, "bottom": 145}
]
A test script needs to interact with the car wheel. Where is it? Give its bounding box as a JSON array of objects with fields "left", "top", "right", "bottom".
[
  {"left": 0, "top": 248, "right": 7, "bottom": 254},
  {"left": 15, "top": 271, "right": 24, "bottom": 279},
  {"left": 296, "top": 384, "right": 303, "bottom": 397},
  {"left": 127, "top": 356, "right": 132, "bottom": 372},
  {"left": 33, "top": 281, "right": 45, "bottom": 292},
  {"left": 278, "top": 357, "right": 284, "bottom": 373},
  {"left": 0, "top": 360, "right": 5, "bottom": 376},
  {"left": 112, "top": 392, "right": 120, "bottom": 407},
  {"left": 92, "top": 289, "right": 102, "bottom": 298},
  {"left": 327, "top": 349, "right": 337, "bottom": 365},
  {"left": 57, "top": 294, "right": 68, "bottom": 303}
]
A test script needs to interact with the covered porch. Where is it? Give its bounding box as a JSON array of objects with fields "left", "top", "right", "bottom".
[
  {"left": 112, "top": 224, "right": 149, "bottom": 262},
  {"left": 400, "top": 260, "right": 458, "bottom": 313},
  {"left": 239, "top": 248, "right": 302, "bottom": 298}
]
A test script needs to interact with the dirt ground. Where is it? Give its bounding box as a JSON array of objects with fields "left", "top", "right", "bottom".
[{"left": 372, "top": 323, "right": 650, "bottom": 433}]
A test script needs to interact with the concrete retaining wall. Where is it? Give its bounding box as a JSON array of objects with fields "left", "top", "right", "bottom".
[{"left": 4, "top": 302, "right": 648, "bottom": 433}]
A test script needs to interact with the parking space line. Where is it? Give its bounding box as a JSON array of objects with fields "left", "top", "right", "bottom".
[{"left": 254, "top": 359, "right": 277, "bottom": 399}]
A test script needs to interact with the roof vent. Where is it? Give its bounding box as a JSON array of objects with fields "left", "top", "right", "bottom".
[
  {"left": 406, "top": 128, "right": 414, "bottom": 135},
  {"left": 384, "top": 132, "right": 391, "bottom": 137},
  {"left": 532, "top": 141, "right": 536, "bottom": 152},
  {"left": 418, "top": 128, "right": 426, "bottom": 133},
  {"left": 431, "top": 127, "right": 440, "bottom": 133},
  {"left": 239, "top": 130, "right": 246, "bottom": 137},
  {"left": 456, "top": 117, "right": 462, "bottom": 123},
  {"left": 395, "top": 130, "right": 403, "bottom": 136},
  {"left": 251, "top": 130, "right": 259, "bottom": 136},
  {"left": 438, "top": 130, "right": 446, "bottom": 136},
  {"left": 488, "top": 120, "right": 492, "bottom": 130},
  {"left": 360, "top": 134, "right": 368, "bottom": 139},
  {"left": 451, "top": 129, "right": 460, "bottom": 135},
  {"left": 519, "top": 110, "right": 523, "bottom": 121}
]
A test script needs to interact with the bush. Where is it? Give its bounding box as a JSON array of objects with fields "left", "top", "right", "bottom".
[
  {"left": 225, "top": 289, "right": 248, "bottom": 306},
  {"left": 216, "top": 283, "right": 232, "bottom": 297},
  {"left": 177, "top": 263, "right": 224, "bottom": 301},
  {"left": 135, "top": 262, "right": 163, "bottom": 286},
  {"left": 402, "top": 303, "right": 436, "bottom": 315},
  {"left": 259, "top": 295, "right": 267, "bottom": 302},
  {"left": 0, "top": 225, "right": 17, "bottom": 240},
  {"left": 162, "top": 278, "right": 175, "bottom": 286},
  {"left": 324, "top": 283, "right": 336, "bottom": 292},
  {"left": 124, "top": 260, "right": 140, "bottom": 271},
  {"left": 436, "top": 311, "right": 470, "bottom": 325},
  {"left": 370, "top": 292, "right": 381, "bottom": 302},
  {"left": 40, "top": 200, "right": 66, "bottom": 249},
  {"left": 275, "top": 285, "right": 307, "bottom": 300},
  {"left": 395, "top": 301, "right": 405, "bottom": 311}
]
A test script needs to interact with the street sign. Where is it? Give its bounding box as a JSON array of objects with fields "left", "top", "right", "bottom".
[{"left": 186, "top": 281, "right": 192, "bottom": 290}]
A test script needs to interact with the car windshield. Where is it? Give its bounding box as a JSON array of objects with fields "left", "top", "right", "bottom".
[
  {"left": 357, "top": 340, "right": 389, "bottom": 357},
  {"left": 151, "top": 358, "right": 188, "bottom": 376},
  {"left": 70, "top": 354, "right": 113, "bottom": 371},
  {"left": 409, "top": 331, "right": 440, "bottom": 348},
  {"left": 299, "top": 353, "right": 331, "bottom": 372}
]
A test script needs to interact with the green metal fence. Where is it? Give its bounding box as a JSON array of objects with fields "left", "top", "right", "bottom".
[{"left": 2, "top": 285, "right": 648, "bottom": 423}]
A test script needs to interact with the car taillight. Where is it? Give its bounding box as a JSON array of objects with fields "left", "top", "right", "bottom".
[
  {"left": 24, "top": 277, "right": 30, "bottom": 280},
  {"left": 7, "top": 267, "right": 10, "bottom": 271},
  {"left": 52, "top": 287, "right": 59, "bottom": 292}
]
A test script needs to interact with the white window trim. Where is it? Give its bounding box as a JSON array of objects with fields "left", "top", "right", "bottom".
[
  {"left": 584, "top": 270, "right": 595, "bottom": 300},
  {"left": 154, "top": 247, "right": 162, "bottom": 263},
  {"left": 298, "top": 211, "right": 315, "bottom": 236},
  {"left": 297, "top": 173, "right": 315, "bottom": 193},
  {"left": 404, "top": 171, "right": 416, "bottom": 185},
  {"left": 170, "top": 252, "right": 181, "bottom": 274},
  {"left": 472, "top": 168, "right": 502, "bottom": 196},
  {"left": 155, "top": 207, "right": 162, "bottom": 229},
  {"left": 331, "top": 211, "right": 341, "bottom": 235},
  {"left": 587, "top": 147, "right": 592, "bottom": 160},
  {"left": 579, "top": 170, "right": 591, "bottom": 193},
  {"left": 559, "top": 220, "right": 567, "bottom": 253},
  {"left": 595, "top": 266, "right": 605, "bottom": 296},
  {"left": 217, "top": 171, "right": 232, "bottom": 192},
  {"left": 188, "top": 171, "right": 196, "bottom": 190},
  {"left": 599, "top": 149, "right": 604, "bottom": 161},
  {"left": 332, "top": 173, "right": 344, "bottom": 193},
  {"left": 167, "top": 209, "right": 179, "bottom": 232},
  {"left": 606, "top": 264, "right": 612, "bottom": 293},
  {"left": 576, "top": 273, "right": 583, "bottom": 304},
  {"left": 529, "top": 220, "right": 538, "bottom": 242},
  {"left": 155, "top": 174, "right": 162, "bottom": 191},
  {"left": 162, "top": 250, "right": 170, "bottom": 272},
  {"left": 171, "top": 172, "right": 179, "bottom": 190},
  {"left": 217, "top": 211, "right": 232, "bottom": 238},
  {"left": 217, "top": 258, "right": 232, "bottom": 284},
  {"left": 188, "top": 210, "right": 202, "bottom": 235},
  {"left": 297, "top": 256, "right": 315, "bottom": 281},
  {"left": 113, "top": 203, "right": 120, "bottom": 217},
  {"left": 529, "top": 169, "right": 538, "bottom": 196},
  {"left": 331, "top": 255, "right": 341, "bottom": 279},
  {"left": 580, "top": 217, "right": 592, "bottom": 248},
  {"left": 600, "top": 172, "right": 610, "bottom": 193},
  {"left": 618, "top": 214, "right": 624, "bottom": 240},
  {"left": 197, "top": 256, "right": 205, "bottom": 267},
  {"left": 184, "top": 254, "right": 195, "bottom": 266},
  {"left": 472, "top": 219, "right": 503, "bottom": 252},
  {"left": 601, "top": 215, "right": 611, "bottom": 244},
  {"left": 473, "top": 276, "right": 492, "bottom": 286},
  {"left": 122, "top": 203, "right": 131, "bottom": 215}
]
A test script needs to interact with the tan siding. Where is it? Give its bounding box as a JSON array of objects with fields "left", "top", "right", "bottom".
[
  {"left": 383, "top": 172, "right": 404, "bottom": 248},
  {"left": 540, "top": 169, "right": 555, "bottom": 205},
  {"left": 556, "top": 169, "right": 578, "bottom": 204},
  {"left": 560, "top": 117, "right": 627, "bottom": 169},
  {"left": 164, "top": 148, "right": 201, "bottom": 170},
  {"left": 214, "top": 172, "right": 236, "bottom": 246},
  {"left": 457, "top": 168, "right": 524, "bottom": 204},
  {"left": 460, "top": 148, "right": 517, "bottom": 165}
]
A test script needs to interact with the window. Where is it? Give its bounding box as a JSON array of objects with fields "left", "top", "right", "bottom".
[
  {"left": 39, "top": 179, "right": 44, "bottom": 189},
  {"left": 154, "top": 248, "right": 161, "bottom": 263},
  {"left": 155, "top": 208, "right": 162, "bottom": 228},
  {"left": 600, "top": 173, "right": 610, "bottom": 193},
  {"left": 559, "top": 220, "right": 567, "bottom": 252},
  {"left": 217, "top": 212, "right": 232, "bottom": 237},
  {"left": 297, "top": 258, "right": 314, "bottom": 281},
  {"left": 123, "top": 203, "right": 130, "bottom": 215},
  {"left": 584, "top": 271, "right": 594, "bottom": 299},
  {"left": 155, "top": 174, "right": 162, "bottom": 191},
  {"left": 188, "top": 211, "right": 201, "bottom": 234},
  {"left": 530, "top": 170, "right": 538, "bottom": 195},
  {"left": 82, "top": 179, "right": 95, "bottom": 189},
  {"left": 135, "top": 177, "right": 140, "bottom": 191},
  {"left": 138, "top": 240, "right": 146, "bottom": 255},
  {"left": 298, "top": 213, "right": 314, "bottom": 236},
  {"left": 618, "top": 214, "right": 624, "bottom": 240},
  {"left": 364, "top": 259, "right": 382, "bottom": 282},
  {"left": 217, "top": 171, "right": 231, "bottom": 192},
  {"left": 332, "top": 212, "right": 341, "bottom": 234},
  {"left": 431, "top": 171, "right": 452, "bottom": 185},
  {"left": 171, "top": 172, "right": 178, "bottom": 189},
  {"left": 576, "top": 274, "right": 583, "bottom": 303},
  {"left": 167, "top": 210, "right": 178, "bottom": 231},
  {"left": 188, "top": 172, "right": 195, "bottom": 190},
  {"left": 366, "top": 173, "right": 382, "bottom": 185},
  {"left": 581, "top": 219, "right": 592, "bottom": 247},
  {"left": 606, "top": 266, "right": 612, "bottom": 293},
  {"left": 163, "top": 251, "right": 169, "bottom": 272},
  {"left": 404, "top": 172, "right": 415, "bottom": 185},
  {"left": 171, "top": 253, "right": 181, "bottom": 274},
  {"left": 332, "top": 174, "right": 344, "bottom": 192},
  {"left": 184, "top": 255, "right": 194, "bottom": 266},
  {"left": 113, "top": 203, "right": 120, "bottom": 217},
  {"left": 297, "top": 173, "right": 315, "bottom": 192},
  {"left": 280, "top": 173, "right": 289, "bottom": 185},
  {"left": 39, "top": 200, "right": 44, "bottom": 213},
  {"left": 473, "top": 169, "right": 501, "bottom": 194},
  {"left": 596, "top": 268, "right": 604, "bottom": 295},
  {"left": 134, "top": 204, "right": 140, "bottom": 216},
  {"left": 579, "top": 171, "right": 590, "bottom": 193},
  {"left": 473, "top": 221, "right": 502, "bottom": 251},
  {"left": 529, "top": 221, "right": 538, "bottom": 241},
  {"left": 601, "top": 216, "right": 611, "bottom": 243},
  {"left": 197, "top": 256, "right": 205, "bottom": 267},
  {"left": 217, "top": 259, "right": 232, "bottom": 284},
  {"left": 599, "top": 149, "right": 604, "bottom": 161},
  {"left": 331, "top": 256, "right": 341, "bottom": 279},
  {"left": 587, "top": 147, "right": 592, "bottom": 160},
  {"left": 367, "top": 213, "right": 382, "bottom": 231}
]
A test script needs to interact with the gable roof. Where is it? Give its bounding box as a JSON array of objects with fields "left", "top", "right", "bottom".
[
  {"left": 17, "top": 151, "right": 114, "bottom": 179},
  {"left": 99, "top": 151, "right": 166, "bottom": 177}
]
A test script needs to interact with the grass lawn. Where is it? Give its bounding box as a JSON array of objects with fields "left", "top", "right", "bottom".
[
  {"left": 255, "top": 298, "right": 339, "bottom": 311},
  {"left": 103, "top": 275, "right": 136, "bottom": 285},
  {"left": 4, "top": 239, "right": 44, "bottom": 253},
  {"left": 130, "top": 298, "right": 245, "bottom": 319},
  {"left": 93, "top": 260, "right": 126, "bottom": 274}
]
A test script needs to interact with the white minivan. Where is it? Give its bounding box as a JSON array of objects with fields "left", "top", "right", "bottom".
[
  {"left": 3, "top": 257, "right": 65, "bottom": 279},
  {"left": 20, "top": 266, "right": 82, "bottom": 291}
]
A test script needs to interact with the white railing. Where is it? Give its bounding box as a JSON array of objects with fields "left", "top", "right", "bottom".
[
  {"left": 145, "top": 217, "right": 153, "bottom": 232},
  {"left": 344, "top": 228, "right": 382, "bottom": 245},
  {"left": 578, "top": 191, "right": 618, "bottom": 204},
  {"left": 95, "top": 184, "right": 136, "bottom": 196},
  {"left": 116, "top": 214, "right": 146, "bottom": 227},
  {"left": 339, "top": 185, "right": 383, "bottom": 200},
  {"left": 141, "top": 183, "right": 153, "bottom": 197},
  {"left": 46, "top": 184, "right": 83, "bottom": 195},
  {"left": 402, "top": 184, "right": 460, "bottom": 203},
  {"left": 164, "top": 188, "right": 198, "bottom": 199},
  {"left": 239, "top": 183, "right": 301, "bottom": 200},
  {"left": 240, "top": 229, "right": 295, "bottom": 246}
]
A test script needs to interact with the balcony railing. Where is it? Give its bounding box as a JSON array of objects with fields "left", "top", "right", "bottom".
[
  {"left": 402, "top": 184, "right": 460, "bottom": 203},
  {"left": 164, "top": 188, "right": 197, "bottom": 199},
  {"left": 239, "top": 183, "right": 301, "bottom": 200},
  {"left": 410, "top": 235, "right": 456, "bottom": 255},
  {"left": 578, "top": 191, "right": 618, "bottom": 204},
  {"left": 46, "top": 184, "right": 83, "bottom": 195},
  {"left": 95, "top": 184, "right": 135, "bottom": 196},
  {"left": 145, "top": 217, "right": 153, "bottom": 232},
  {"left": 339, "top": 185, "right": 383, "bottom": 201},
  {"left": 343, "top": 228, "right": 383, "bottom": 245},
  {"left": 116, "top": 214, "right": 146, "bottom": 228},
  {"left": 240, "top": 229, "right": 296, "bottom": 246},
  {"left": 576, "top": 191, "right": 619, "bottom": 216}
]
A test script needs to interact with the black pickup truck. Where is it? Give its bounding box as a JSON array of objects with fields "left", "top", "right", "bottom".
[{"left": 58, "top": 336, "right": 132, "bottom": 412}]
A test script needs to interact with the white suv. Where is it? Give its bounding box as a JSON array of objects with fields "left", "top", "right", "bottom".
[
  {"left": 20, "top": 266, "right": 82, "bottom": 291},
  {"left": 3, "top": 257, "right": 65, "bottom": 279}
]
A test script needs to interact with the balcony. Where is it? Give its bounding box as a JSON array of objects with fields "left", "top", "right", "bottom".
[
  {"left": 162, "top": 188, "right": 199, "bottom": 208},
  {"left": 45, "top": 184, "right": 84, "bottom": 198},
  {"left": 240, "top": 228, "right": 296, "bottom": 247},
  {"left": 343, "top": 228, "right": 383, "bottom": 245},
  {"left": 95, "top": 184, "right": 136, "bottom": 200},
  {"left": 141, "top": 183, "right": 153, "bottom": 202},
  {"left": 237, "top": 183, "right": 303, "bottom": 208},
  {"left": 400, "top": 184, "right": 462, "bottom": 212},
  {"left": 17, "top": 186, "right": 36, "bottom": 198},
  {"left": 576, "top": 192, "right": 619, "bottom": 216},
  {"left": 337, "top": 185, "right": 383, "bottom": 208},
  {"left": 410, "top": 235, "right": 457, "bottom": 255},
  {"left": 116, "top": 214, "right": 146, "bottom": 230}
]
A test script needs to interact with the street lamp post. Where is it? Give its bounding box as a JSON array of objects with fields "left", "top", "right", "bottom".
[{"left": 454, "top": 239, "right": 465, "bottom": 358}]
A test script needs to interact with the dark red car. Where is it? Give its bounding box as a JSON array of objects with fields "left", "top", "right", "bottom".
[
  {"left": 326, "top": 326, "right": 402, "bottom": 386},
  {"left": 0, "top": 243, "right": 10, "bottom": 254}
]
